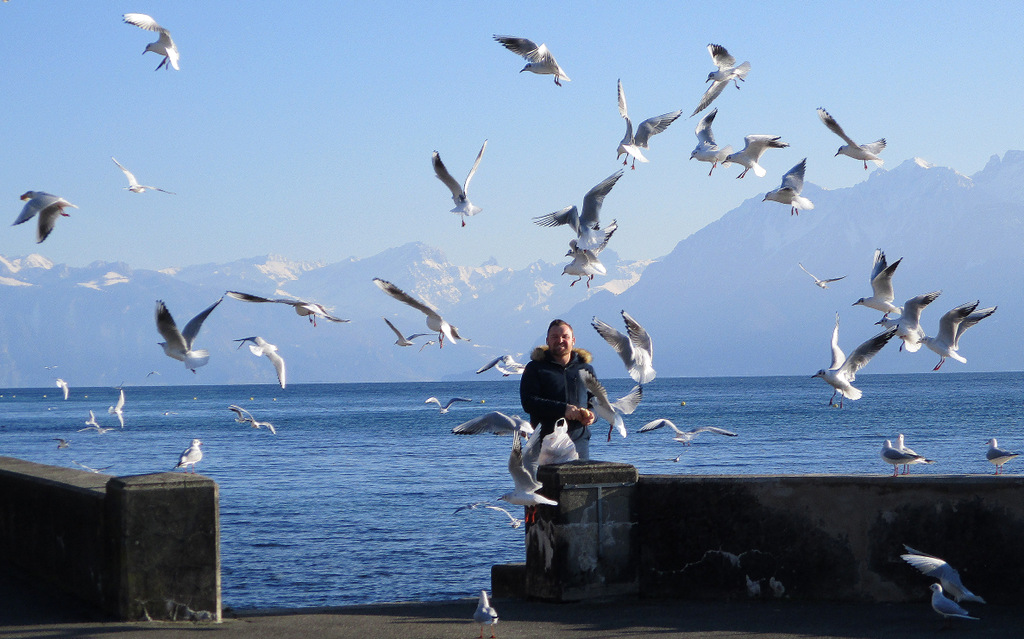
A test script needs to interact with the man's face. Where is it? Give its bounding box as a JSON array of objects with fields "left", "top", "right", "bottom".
[{"left": 546, "top": 324, "right": 575, "bottom": 359}]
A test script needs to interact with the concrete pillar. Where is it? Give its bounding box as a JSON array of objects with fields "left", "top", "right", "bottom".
[
  {"left": 525, "top": 461, "right": 638, "bottom": 601},
  {"left": 105, "top": 473, "right": 221, "bottom": 621}
]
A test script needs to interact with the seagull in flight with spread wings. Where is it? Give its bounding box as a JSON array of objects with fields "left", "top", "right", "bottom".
[
  {"left": 123, "top": 13, "right": 179, "bottom": 70},
  {"left": 13, "top": 191, "right": 78, "bottom": 243},
  {"left": 638, "top": 419, "right": 738, "bottom": 445},
  {"left": 226, "top": 291, "right": 349, "bottom": 326},
  {"left": 812, "top": 314, "right": 896, "bottom": 407},
  {"left": 373, "top": 278, "right": 468, "bottom": 347},
  {"left": 852, "top": 249, "right": 903, "bottom": 318},
  {"left": 591, "top": 310, "right": 655, "bottom": 384},
  {"left": 691, "top": 44, "right": 750, "bottom": 117},
  {"left": 763, "top": 158, "right": 814, "bottom": 215},
  {"left": 493, "top": 35, "right": 570, "bottom": 86},
  {"left": 111, "top": 157, "right": 175, "bottom": 194},
  {"left": 432, "top": 141, "right": 487, "bottom": 227},
  {"left": 690, "top": 108, "right": 733, "bottom": 175},
  {"left": 533, "top": 170, "right": 623, "bottom": 252},
  {"left": 798, "top": 263, "right": 846, "bottom": 289},
  {"left": 616, "top": 79, "right": 681, "bottom": 169},
  {"left": 233, "top": 336, "right": 286, "bottom": 389},
  {"left": 382, "top": 317, "right": 431, "bottom": 347},
  {"left": 817, "top": 107, "right": 886, "bottom": 170},
  {"left": 155, "top": 297, "right": 222, "bottom": 372}
]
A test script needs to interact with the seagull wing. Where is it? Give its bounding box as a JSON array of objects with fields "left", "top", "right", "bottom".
[
  {"left": 533, "top": 205, "right": 581, "bottom": 234},
  {"left": 264, "top": 348, "right": 286, "bottom": 388},
  {"left": 36, "top": 205, "right": 65, "bottom": 243},
  {"left": 870, "top": 257, "right": 902, "bottom": 301},
  {"left": 902, "top": 291, "right": 942, "bottom": 324},
  {"left": 695, "top": 108, "right": 718, "bottom": 145},
  {"left": 493, "top": 35, "right": 541, "bottom": 60},
  {"left": 779, "top": 158, "right": 807, "bottom": 193},
  {"left": 617, "top": 79, "right": 628, "bottom": 119},
  {"left": 155, "top": 300, "right": 188, "bottom": 352},
  {"left": 708, "top": 44, "right": 736, "bottom": 70},
  {"left": 382, "top": 317, "right": 406, "bottom": 340},
  {"left": 798, "top": 262, "right": 820, "bottom": 282},
  {"left": 372, "top": 278, "right": 440, "bottom": 319},
  {"left": 953, "top": 306, "right": 996, "bottom": 349},
  {"left": 462, "top": 139, "right": 487, "bottom": 194},
  {"left": 936, "top": 301, "right": 978, "bottom": 345},
  {"left": 443, "top": 397, "right": 473, "bottom": 410},
  {"left": 621, "top": 310, "right": 653, "bottom": 362},
  {"left": 123, "top": 13, "right": 165, "bottom": 33},
  {"left": 453, "top": 411, "right": 531, "bottom": 435},
  {"left": 633, "top": 111, "right": 682, "bottom": 148},
  {"left": 695, "top": 426, "right": 739, "bottom": 437},
  {"left": 431, "top": 152, "right": 464, "bottom": 199},
  {"left": 840, "top": 326, "right": 897, "bottom": 378},
  {"left": 180, "top": 297, "right": 223, "bottom": 349},
  {"left": 610, "top": 385, "right": 643, "bottom": 415},
  {"left": 579, "top": 170, "right": 624, "bottom": 229},
  {"left": 111, "top": 157, "right": 140, "bottom": 187},
  {"left": 638, "top": 419, "right": 683, "bottom": 435},
  {"left": 690, "top": 80, "right": 728, "bottom": 117},
  {"left": 509, "top": 430, "right": 542, "bottom": 492},
  {"left": 741, "top": 135, "right": 789, "bottom": 161},
  {"left": 228, "top": 404, "right": 254, "bottom": 422},
  {"left": 476, "top": 356, "right": 504, "bottom": 374},
  {"left": 591, "top": 316, "right": 633, "bottom": 372},
  {"left": 816, "top": 108, "right": 858, "bottom": 146},
  {"left": 829, "top": 313, "right": 845, "bottom": 370}
]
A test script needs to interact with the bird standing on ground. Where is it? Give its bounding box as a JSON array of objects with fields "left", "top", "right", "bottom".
[
  {"left": 123, "top": 13, "right": 179, "bottom": 70},
  {"left": 111, "top": 157, "right": 175, "bottom": 194},
  {"left": 533, "top": 170, "right": 623, "bottom": 252},
  {"left": 473, "top": 590, "right": 499, "bottom": 639},
  {"left": 763, "top": 158, "right": 814, "bottom": 215},
  {"left": 493, "top": 35, "right": 569, "bottom": 86},
  {"left": 881, "top": 439, "right": 934, "bottom": 476},
  {"left": 690, "top": 108, "right": 733, "bottom": 175},
  {"left": 817, "top": 107, "right": 886, "bottom": 170},
  {"left": 155, "top": 297, "right": 222, "bottom": 372},
  {"left": 930, "top": 583, "right": 980, "bottom": 624},
  {"left": 12, "top": 192, "right": 78, "bottom": 243},
  {"left": 813, "top": 314, "right": 896, "bottom": 407},
  {"left": 691, "top": 44, "right": 750, "bottom": 117},
  {"left": 432, "top": 140, "right": 487, "bottom": 227},
  {"left": 175, "top": 439, "right": 203, "bottom": 472},
  {"left": 985, "top": 438, "right": 1019, "bottom": 474}
]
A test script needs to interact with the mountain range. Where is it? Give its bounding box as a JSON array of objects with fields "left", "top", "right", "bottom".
[{"left": 2, "top": 151, "right": 1022, "bottom": 388}]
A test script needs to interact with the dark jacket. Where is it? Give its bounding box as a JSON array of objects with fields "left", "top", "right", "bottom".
[{"left": 519, "top": 346, "right": 595, "bottom": 439}]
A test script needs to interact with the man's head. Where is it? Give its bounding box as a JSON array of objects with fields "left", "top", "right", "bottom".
[{"left": 546, "top": 319, "right": 575, "bottom": 364}]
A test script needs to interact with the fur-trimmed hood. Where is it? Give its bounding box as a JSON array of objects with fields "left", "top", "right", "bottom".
[{"left": 531, "top": 345, "right": 593, "bottom": 364}]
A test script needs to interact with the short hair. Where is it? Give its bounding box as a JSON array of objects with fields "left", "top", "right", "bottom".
[{"left": 547, "top": 319, "right": 573, "bottom": 334}]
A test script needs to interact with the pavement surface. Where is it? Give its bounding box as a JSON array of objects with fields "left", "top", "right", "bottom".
[{"left": 1, "top": 573, "right": 1017, "bottom": 639}]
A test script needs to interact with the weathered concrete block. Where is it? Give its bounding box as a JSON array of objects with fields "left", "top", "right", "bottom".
[
  {"left": 526, "top": 461, "right": 638, "bottom": 601},
  {"left": 491, "top": 563, "right": 525, "bottom": 599},
  {"left": 106, "top": 473, "right": 221, "bottom": 621}
]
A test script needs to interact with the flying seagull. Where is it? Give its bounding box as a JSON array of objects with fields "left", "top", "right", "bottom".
[
  {"left": 763, "top": 158, "right": 814, "bottom": 215},
  {"left": 902, "top": 545, "right": 986, "bottom": 603},
  {"left": 228, "top": 404, "right": 276, "bottom": 434},
  {"left": 12, "top": 191, "right": 78, "bottom": 243},
  {"left": 798, "top": 263, "right": 846, "bottom": 289},
  {"left": 852, "top": 249, "right": 903, "bottom": 317},
  {"left": 499, "top": 430, "right": 557, "bottom": 523},
  {"left": 372, "top": 278, "right": 468, "bottom": 347},
  {"left": 817, "top": 107, "right": 886, "bottom": 169},
  {"left": 723, "top": 135, "right": 788, "bottom": 178},
  {"left": 155, "top": 297, "right": 223, "bottom": 372},
  {"left": 432, "top": 140, "right": 487, "bottom": 227},
  {"left": 382, "top": 317, "right": 431, "bottom": 347},
  {"left": 425, "top": 396, "right": 473, "bottom": 413},
  {"left": 476, "top": 354, "right": 525, "bottom": 377},
  {"left": 638, "top": 419, "right": 738, "bottom": 445},
  {"left": 493, "top": 35, "right": 569, "bottom": 86},
  {"left": 451, "top": 411, "right": 533, "bottom": 437},
  {"left": 55, "top": 378, "right": 69, "bottom": 400},
  {"left": 690, "top": 108, "right": 733, "bottom": 175},
  {"left": 225, "top": 291, "right": 349, "bottom": 326},
  {"left": 233, "top": 336, "right": 286, "bottom": 389},
  {"left": 123, "top": 13, "right": 179, "bottom": 70},
  {"left": 533, "top": 170, "right": 623, "bottom": 252},
  {"left": 876, "top": 291, "right": 942, "bottom": 352},
  {"left": 591, "top": 310, "right": 655, "bottom": 384},
  {"left": 579, "top": 369, "right": 642, "bottom": 441},
  {"left": 812, "top": 313, "right": 896, "bottom": 407},
  {"left": 562, "top": 237, "right": 613, "bottom": 288},
  {"left": 922, "top": 302, "right": 995, "bottom": 370},
  {"left": 78, "top": 410, "right": 114, "bottom": 434},
  {"left": 454, "top": 502, "right": 523, "bottom": 529},
  {"left": 616, "top": 79, "right": 681, "bottom": 169},
  {"left": 53, "top": 438, "right": 70, "bottom": 449},
  {"left": 108, "top": 388, "right": 125, "bottom": 428},
  {"left": 691, "top": 44, "right": 750, "bottom": 117},
  {"left": 175, "top": 439, "right": 203, "bottom": 472},
  {"left": 111, "top": 157, "right": 175, "bottom": 194}
]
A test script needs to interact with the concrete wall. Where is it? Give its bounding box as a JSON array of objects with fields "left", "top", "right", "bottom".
[{"left": 0, "top": 457, "right": 221, "bottom": 621}]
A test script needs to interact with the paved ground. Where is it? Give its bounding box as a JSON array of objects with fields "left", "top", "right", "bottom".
[{"left": 1, "top": 573, "right": 1017, "bottom": 639}]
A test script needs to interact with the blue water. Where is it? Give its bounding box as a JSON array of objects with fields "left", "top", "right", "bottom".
[{"left": 0, "top": 372, "right": 1021, "bottom": 609}]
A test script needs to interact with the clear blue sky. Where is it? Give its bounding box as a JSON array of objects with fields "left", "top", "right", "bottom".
[{"left": 2, "top": 1, "right": 1022, "bottom": 271}]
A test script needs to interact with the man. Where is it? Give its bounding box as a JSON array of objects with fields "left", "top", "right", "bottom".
[{"left": 520, "top": 319, "right": 597, "bottom": 466}]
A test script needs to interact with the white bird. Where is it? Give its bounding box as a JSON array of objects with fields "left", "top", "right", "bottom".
[
  {"left": 78, "top": 410, "right": 114, "bottom": 434},
  {"left": 234, "top": 336, "right": 286, "bottom": 389},
  {"left": 108, "top": 388, "right": 125, "bottom": 428},
  {"left": 55, "top": 378, "right": 69, "bottom": 400},
  {"left": 929, "top": 583, "right": 980, "bottom": 623},
  {"left": 638, "top": 419, "right": 738, "bottom": 445},
  {"left": 616, "top": 79, "right": 681, "bottom": 170},
  {"left": 691, "top": 44, "right": 750, "bottom": 117},
  {"left": 452, "top": 412, "right": 534, "bottom": 437},
  {"left": 493, "top": 35, "right": 569, "bottom": 86},
  {"left": 499, "top": 430, "right": 558, "bottom": 519},
  {"left": 723, "top": 135, "right": 788, "bottom": 178},
  {"left": 798, "top": 263, "right": 846, "bottom": 289},
  {"left": 453, "top": 502, "right": 523, "bottom": 529},
  {"left": 12, "top": 191, "right": 78, "bottom": 243},
  {"left": 155, "top": 297, "right": 222, "bottom": 372},
  {"left": 533, "top": 170, "right": 623, "bottom": 252},
  {"left": 591, "top": 310, "right": 655, "bottom": 384},
  {"left": 72, "top": 460, "right": 113, "bottom": 474},
  {"left": 473, "top": 590, "right": 499, "bottom": 638},
  {"left": 893, "top": 434, "right": 936, "bottom": 475},
  {"left": 816, "top": 108, "right": 886, "bottom": 170},
  {"left": 225, "top": 291, "right": 349, "bottom": 326},
  {"left": 227, "top": 404, "right": 276, "bottom": 434},
  {"left": 175, "top": 439, "right": 203, "bottom": 473},
  {"left": 922, "top": 303, "right": 996, "bottom": 371},
  {"left": 111, "top": 157, "right": 175, "bottom": 194},
  {"left": 476, "top": 355, "right": 525, "bottom": 377},
  {"left": 432, "top": 140, "right": 487, "bottom": 227},
  {"left": 578, "top": 370, "right": 642, "bottom": 441},
  {"left": 881, "top": 439, "right": 933, "bottom": 476},
  {"left": 53, "top": 438, "right": 70, "bottom": 449},
  {"left": 813, "top": 314, "right": 897, "bottom": 407},
  {"left": 418, "top": 340, "right": 437, "bottom": 352},
  {"left": 382, "top": 317, "right": 431, "bottom": 347},
  {"left": 745, "top": 575, "right": 761, "bottom": 598},
  {"left": 562, "top": 239, "right": 610, "bottom": 288},
  {"left": 763, "top": 158, "right": 814, "bottom": 215},
  {"left": 902, "top": 545, "right": 986, "bottom": 603},
  {"left": 852, "top": 249, "right": 903, "bottom": 317},
  {"left": 123, "top": 13, "right": 179, "bottom": 71},
  {"left": 985, "top": 437, "right": 1019, "bottom": 474},
  {"left": 425, "top": 396, "right": 473, "bottom": 413},
  {"left": 876, "top": 291, "right": 942, "bottom": 352},
  {"left": 537, "top": 418, "right": 579, "bottom": 466},
  {"left": 689, "top": 108, "right": 733, "bottom": 175},
  {"left": 372, "top": 278, "right": 468, "bottom": 347}
]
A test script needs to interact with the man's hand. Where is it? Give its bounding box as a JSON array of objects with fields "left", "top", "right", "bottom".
[{"left": 565, "top": 405, "right": 596, "bottom": 426}]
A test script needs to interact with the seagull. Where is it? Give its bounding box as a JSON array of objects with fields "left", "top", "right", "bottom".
[
  {"left": 108, "top": 388, "right": 125, "bottom": 428},
  {"left": 691, "top": 44, "right": 750, "bottom": 117},
  {"left": 476, "top": 355, "right": 525, "bottom": 377},
  {"left": 876, "top": 291, "right": 942, "bottom": 352},
  {"left": 372, "top": 278, "right": 468, "bottom": 347},
  {"left": 902, "top": 545, "right": 986, "bottom": 603},
  {"left": 579, "top": 370, "right": 642, "bottom": 441},
  {"left": 985, "top": 438, "right": 1019, "bottom": 474},
  {"left": 533, "top": 170, "right": 623, "bottom": 252},
  {"left": 227, "top": 404, "right": 276, "bottom": 434},
  {"left": 493, "top": 35, "right": 569, "bottom": 86},
  {"left": 591, "top": 310, "right": 655, "bottom": 384},
  {"left": 225, "top": 291, "right": 349, "bottom": 326},
  {"left": 892, "top": 434, "right": 935, "bottom": 475},
  {"left": 12, "top": 191, "right": 78, "bottom": 243},
  {"left": 425, "top": 396, "right": 472, "bottom": 413},
  {"left": 418, "top": 340, "right": 437, "bottom": 352},
  {"left": 155, "top": 297, "right": 222, "bottom": 372},
  {"left": 562, "top": 238, "right": 610, "bottom": 288},
  {"left": 723, "top": 135, "right": 788, "bottom": 178},
  {"left": 473, "top": 590, "right": 499, "bottom": 639},
  {"left": 72, "top": 460, "right": 113, "bottom": 474},
  {"left": 852, "top": 249, "right": 903, "bottom": 317},
  {"left": 452, "top": 412, "right": 534, "bottom": 437},
  {"left": 921, "top": 302, "right": 995, "bottom": 370},
  {"left": 111, "top": 157, "right": 175, "bottom": 194},
  {"left": 798, "top": 263, "right": 846, "bottom": 289},
  {"left": 382, "top": 317, "right": 431, "bottom": 347},
  {"left": 689, "top": 108, "right": 733, "bottom": 175},
  {"left": 175, "top": 439, "right": 203, "bottom": 473},
  {"left": 638, "top": 419, "right": 738, "bottom": 445},
  {"left": 616, "top": 79, "right": 681, "bottom": 169},
  {"left": 816, "top": 108, "right": 886, "bottom": 170},
  {"left": 234, "top": 336, "right": 286, "bottom": 389},
  {"left": 454, "top": 502, "right": 523, "bottom": 529},
  {"left": 123, "top": 13, "right": 179, "bottom": 71},
  {"left": 78, "top": 410, "right": 114, "bottom": 434},
  {"left": 55, "top": 378, "right": 69, "bottom": 400},
  {"left": 53, "top": 438, "right": 70, "bottom": 449},
  {"left": 812, "top": 314, "right": 897, "bottom": 407},
  {"left": 763, "top": 158, "right": 814, "bottom": 215},
  {"left": 433, "top": 140, "right": 487, "bottom": 227},
  {"left": 930, "top": 584, "right": 980, "bottom": 624},
  {"left": 499, "top": 430, "right": 557, "bottom": 523},
  {"left": 881, "top": 439, "right": 933, "bottom": 476}
]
